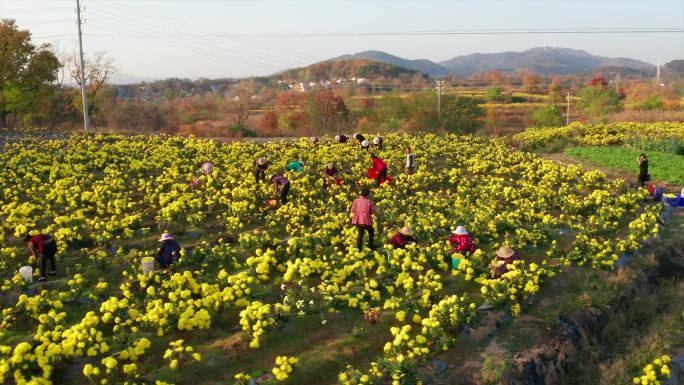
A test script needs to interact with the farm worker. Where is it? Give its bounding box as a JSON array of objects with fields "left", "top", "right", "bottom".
[
  {"left": 335, "top": 134, "right": 348, "bottom": 144},
  {"left": 361, "top": 139, "right": 371, "bottom": 151},
  {"left": 286, "top": 160, "right": 304, "bottom": 173},
  {"left": 323, "top": 162, "right": 338, "bottom": 188},
  {"left": 372, "top": 136, "right": 383, "bottom": 150},
  {"left": 449, "top": 226, "right": 476, "bottom": 255},
  {"left": 270, "top": 174, "right": 291, "bottom": 204},
  {"left": 310, "top": 136, "right": 319, "bottom": 145},
  {"left": 492, "top": 246, "right": 520, "bottom": 278},
  {"left": 353, "top": 133, "right": 366, "bottom": 143},
  {"left": 24, "top": 233, "right": 57, "bottom": 282},
  {"left": 636, "top": 153, "right": 649, "bottom": 187},
  {"left": 200, "top": 161, "right": 214, "bottom": 175},
  {"left": 156, "top": 233, "right": 182, "bottom": 269},
  {"left": 389, "top": 226, "right": 416, "bottom": 249},
  {"left": 351, "top": 187, "right": 377, "bottom": 250},
  {"left": 371, "top": 154, "right": 388, "bottom": 187},
  {"left": 254, "top": 157, "right": 268, "bottom": 183},
  {"left": 405, "top": 147, "right": 416, "bottom": 175},
  {"left": 190, "top": 177, "right": 201, "bottom": 189}
]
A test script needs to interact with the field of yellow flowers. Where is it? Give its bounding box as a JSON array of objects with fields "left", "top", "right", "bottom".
[
  {"left": 512, "top": 121, "right": 684, "bottom": 150},
  {"left": 0, "top": 133, "right": 661, "bottom": 385}
]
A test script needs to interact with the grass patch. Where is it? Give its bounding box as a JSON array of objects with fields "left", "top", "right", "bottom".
[
  {"left": 565, "top": 146, "right": 684, "bottom": 186},
  {"left": 481, "top": 352, "right": 513, "bottom": 385}
]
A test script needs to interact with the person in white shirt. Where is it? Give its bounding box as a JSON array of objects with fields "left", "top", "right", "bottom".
[{"left": 405, "top": 147, "right": 415, "bottom": 174}]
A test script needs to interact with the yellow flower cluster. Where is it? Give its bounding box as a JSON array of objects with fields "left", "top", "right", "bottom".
[
  {"left": 633, "top": 355, "right": 671, "bottom": 385},
  {"left": 272, "top": 355, "right": 298, "bottom": 381}
]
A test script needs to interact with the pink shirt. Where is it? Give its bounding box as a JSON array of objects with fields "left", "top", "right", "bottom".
[{"left": 351, "top": 196, "right": 375, "bottom": 226}]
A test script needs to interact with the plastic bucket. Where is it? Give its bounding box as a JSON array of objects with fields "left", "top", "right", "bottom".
[
  {"left": 141, "top": 257, "right": 155, "bottom": 274},
  {"left": 654, "top": 188, "right": 663, "bottom": 201},
  {"left": 19, "top": 266, "right": 33, "bottom": 283},
  {"left": 451, "top": 257, "right": 461, "bottom": 269}
]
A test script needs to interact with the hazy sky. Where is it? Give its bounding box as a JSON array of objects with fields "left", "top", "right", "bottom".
[{"left": 1, "top": 0, "right": 683, "bottom": 81}]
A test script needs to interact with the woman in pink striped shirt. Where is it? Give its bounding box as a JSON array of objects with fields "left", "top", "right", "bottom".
[{"left": 350, "top": 188, "right": 376, "bottom": 250}]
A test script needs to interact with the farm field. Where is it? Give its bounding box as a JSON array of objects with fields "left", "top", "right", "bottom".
[
  {"left": 0, "top": 133, "right": 664, "bottom": 385},
  {"left": 565, "top": 147, "right": 684, "bottom": 187}
]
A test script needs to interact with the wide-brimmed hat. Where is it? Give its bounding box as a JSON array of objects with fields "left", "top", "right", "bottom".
[
  {"left": 298, "top": 160, "right": 304, "bottom": 166},
  {"left": 452, "top": 226, "right": 468, "bottom": 235},
  {"left": 159, "top": 233, "right": 173, "bottom": 242},
  {"left": 353, "top": 132, "right": 361, "bottom": 139},
  {"left": 496, "top": 246, "right": 515, "bottom": 259},
  {"left": 335, "top": 135, "right": 341, "bottom": 141},
  {"left": 326, "top": 163, "right": 334, "bottom": 169},
  {"left": 256, "top": 157, "right": 267, "bottom": 166},
  {"left": 310, "top": 136, "right": 318, "bottom": 142},
  {"left": 399, "top": 226, "right": 414, "bottom": 236},
  {"left": 201, "top": 162, "right": 214, "bottom": 174},
  {"left": 361, "top": 140, "right": 369, "bottom": 147},
  {"left": 372, "top": 137, "right": 380, "bottom": 144}
]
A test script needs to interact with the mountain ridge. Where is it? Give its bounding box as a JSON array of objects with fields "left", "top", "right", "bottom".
[{"left": 325, "top": 47, "right": 656, "bottom": 77}]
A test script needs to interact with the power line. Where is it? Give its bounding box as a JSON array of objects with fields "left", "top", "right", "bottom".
[
  {"left": 196, "top": 27, "right": 684, "bottom": 39},
  {"left": 89, "top": 21, "right": 282, "bottom": 71},
  {"left": 86, "top": 9, "right": 303, "bottom": 69},
  {"left": 90, "top": 0, "right": 323, "bottom": 64}
]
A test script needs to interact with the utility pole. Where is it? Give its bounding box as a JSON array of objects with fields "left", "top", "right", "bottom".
[
  {"left": 615, "top": 74, "right": 621, "bottom": 93},
  {"left": 434, "top": 80, "right": 445, "bottom": 125},
  {"left": 566, "top": 92, "right": 571, "bottom": 126},
  {"left": 76, "top": 0, "right": 90, "bottom": 133},
  {"left": 656, "top": 53, "right": 661, "bottom": 84}
]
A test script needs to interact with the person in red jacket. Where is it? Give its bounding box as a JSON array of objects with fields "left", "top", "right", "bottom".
[
  {"left": 371, "top": 154, "right": 388, "bottom": 187},
  {"left": 24, "top": 233, "right": 57, "bottom": 281},
  {"left": 449, "top": 226, "right": 476, "bottom": 255},
  {"left": 389, "top": 226, "right": 416, "bottom": 249}
]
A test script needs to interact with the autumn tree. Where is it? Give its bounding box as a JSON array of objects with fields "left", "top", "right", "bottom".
[
  {"left": 488, "top": 71, "right": 504, "bottom": 86},
  {"left": 548, "top": 77, "right": 564, "bottom": 104},
  {"left": 522, "top": 73, "right": 544, "bottom": 94},
  {"left": 259, "top": 110, "right": 279, "bottom": 133},
  {"left": 67, "top": 51, "right": 118, "bottom": 125},
  {"left": 307, "top": 90, "right": 348, "bottom": 134},
  {"left": 579, "top": 76, "right": 624, "bottom": 118},
  {"left": 276, "top": 91, "right": 309, "bottom": 132},
  {"left": 0, "top": 19, "right": 61, "bottom": 129}
]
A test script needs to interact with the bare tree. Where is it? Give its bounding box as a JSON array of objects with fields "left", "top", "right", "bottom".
[{"left": 67, "top": 51, "right": 118, "bottom": 119}]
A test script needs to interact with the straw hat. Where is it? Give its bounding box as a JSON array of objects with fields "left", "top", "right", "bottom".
[
  {"left": 399, "top": 226, "right": 414, "bottom": 236},
  {"left": 373, "top": 137, "right": 380, "bottom": 144},
  {"left": 353, "top": 132, "right": 361, "bottom": 139},
  {"left": 335, "top": 135, "right": 341, "bottom": 141},
  {"left": 310, "top": 136, "right": 318, "bottom": 142},
  {"left": 159, "top": 233, "right": 173, "bottom": 242},
  {"left": 452, "top": 226, "right": 468, "bottom": 235},
  {"left": 496, "top": 246, "right": 515, "bottom": 259},
  {"left": 298, "top": 160, "right": 304, "bottom": 166},
  {"left": 326, "top": 163, "right": 334, "bottom": 169},
  {"left": 256, "top": 157, "right": 267, "bottom": 166},
  {"left": 201, "top": 162, "right": 213, "bottom": 174}
]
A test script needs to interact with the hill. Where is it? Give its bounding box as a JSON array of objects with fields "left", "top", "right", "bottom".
[
  {"left": 276, "top": 59, "right": 424, "bottom": 81},
  {"left": 439, "top": 47, "right": 655, "bottom": 76},
  {"left": 663, "top": 60, "right": 684, "bottom": 77},
  {"left": 328, "top": 50, "right": 450, "bottom": 77}
]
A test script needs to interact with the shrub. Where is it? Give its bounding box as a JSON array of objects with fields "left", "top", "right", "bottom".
[
  {"left": 639, "top": 95, "right": 665, "bottom": 111},
  {"left": 530, "top": 106, "right": 565, "bottom": 127}
]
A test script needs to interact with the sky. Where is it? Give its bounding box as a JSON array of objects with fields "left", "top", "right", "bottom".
[{"left": 1, "top": 0, "right": 683, "bottom": 81}]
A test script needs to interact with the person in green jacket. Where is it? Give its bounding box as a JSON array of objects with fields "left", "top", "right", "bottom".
[{"left": 286, "top": 160, "right": 304, "bottom": 172}]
